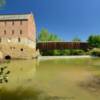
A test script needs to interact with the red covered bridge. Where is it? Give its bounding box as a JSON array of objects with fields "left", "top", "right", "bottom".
[{"left": 37, "top": 42, "right": 90, "bottom": 50}]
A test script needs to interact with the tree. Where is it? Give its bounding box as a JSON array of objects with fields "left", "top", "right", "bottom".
[
  {"left": 87, "top": 35, "right": 100, "bottom": 48},
  {"left": 48, "top": 33, "right": 61, "bottom": 41},
  {"left": 0, "top": 0, "right": 6, "bottom": 7},
  {"left": 38, "top": 28, "right": 49, "bottom": 41},
  {"left": 72, "top": 37, "right": 81, "bottom": 42},
  {"left": 38, "top": 28, "right": 61, "bottom": 42}
]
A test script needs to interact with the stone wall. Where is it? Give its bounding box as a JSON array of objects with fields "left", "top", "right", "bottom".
[
  {"left": 0, "top": 43, "right": 36, "bottom": 59},
  {"left": 0, "top": 37, "right": 36, "bottom": 59}
]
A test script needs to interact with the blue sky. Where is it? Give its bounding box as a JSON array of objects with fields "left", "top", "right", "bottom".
[{"left": 0, "top": 0, "right": 100, "bottom": 41}]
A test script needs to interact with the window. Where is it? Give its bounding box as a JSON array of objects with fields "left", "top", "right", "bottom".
[
  {"left": 5, "top": 21, "right": 7, "bottom": 26},
  {"left": 20, "top": 48, "right": 23, "bottom": 51},
  {"left": 4, "top": 30, "right": 6, "bottom": 35},
  {"left": 13, "top": 47, "right": 15, "bottom": 49},
  {"left": 20, "top": 30, "right": 22, "bottom": 35},
  {"left": 20, "top": 21, "right": 22, "bottom": 25},
  {"left": 12, "top": 21, "right": 14, "bottom": 25},
  {"left": 12, "top": 30, "right": 14, "bottom": 35},
  {"left": 0, "top": 38, "right": 2, "bottom": 42},
  {"left": 18, "top": 38, "right": 21, "bottom": 42}
]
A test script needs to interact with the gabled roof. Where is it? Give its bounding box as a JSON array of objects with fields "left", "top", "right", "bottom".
[{"left": 0, "top": 13, "right": 31, "bottom": 20}]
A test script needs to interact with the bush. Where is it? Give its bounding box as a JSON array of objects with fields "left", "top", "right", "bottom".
[
  {"left": 70, "top": 49, "right": 85, "bottom": 55},
  {"left": 90, "top": 48, "right": 100, "bottom": 57},
  {"left": 53, "top": 50, "right": 61, "bottom": 56},
  {"left": 41, "top": 50, "right": 70, "bottom": 56},
  {"left": 40, "top": 50, "right": 53, "bottom": 56},
  {"left": 40, "top": 49, "right": 85, "bottom": 56},
  {"left": 56, "top": 49, "right": 71, "bottom": 55}
]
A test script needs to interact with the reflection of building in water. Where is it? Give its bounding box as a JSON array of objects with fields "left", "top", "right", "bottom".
[
  {"left": 2, "top": 60, "right": 37, "bottom": 89},
  {"left": 0, "top": 13, "right": 37, "bottom": 59}
]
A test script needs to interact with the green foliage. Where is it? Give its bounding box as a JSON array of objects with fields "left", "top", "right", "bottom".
[
  {"left": 48, "top": 34, "right": 61, "bottom": 41},
  {"left": 0, "top": 0, "right": 6, "bottom": 7},
  {"left": 40, "top": 49, "right": 85, "bottom": 56},
  {"left": 70, "top": 49, "right": 85, "bottom": 55},
  {"left": 72, "top": 37, "right": 81, "bottom": 42},
  {"left": 41, "top": 50, "right": 60, "bottom": 56},
  {"left": 90, "top": 48, "right": 100, "bottom": 57},
  {"left": 38, "top": 28, "right": 61, "bottom": 42},
  {"left": 60, "top": 50, "right": 71, "bottom": 55},
  {"left": 87, "top": 35, "right": 100, "bottom": 48},
  {"left": 38, "top": 29, "right": 49, "bottom": 41},
  {"left": 0, "top": 66, "right": 10, "bottom": 83},
  {"left": 53, "top": 50, "right": 61, "bottom": 55}
]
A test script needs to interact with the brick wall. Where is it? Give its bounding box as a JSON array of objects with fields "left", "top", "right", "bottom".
[{"left": 0, "top": 13, "right": 37, "bottom": 59}]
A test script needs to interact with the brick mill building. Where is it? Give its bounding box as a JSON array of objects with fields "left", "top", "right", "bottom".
[{"left": 0, "top": 13, "right": 37, "bottom": 59}]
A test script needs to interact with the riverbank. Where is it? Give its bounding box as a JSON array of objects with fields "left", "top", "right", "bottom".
[{"left": 38, "top": 55, "right": 94, "bottom": 60}]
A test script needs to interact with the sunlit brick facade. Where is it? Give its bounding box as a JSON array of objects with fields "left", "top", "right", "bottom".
[{"left": 0, "top": 13, "right": 37, "bottom": 59}]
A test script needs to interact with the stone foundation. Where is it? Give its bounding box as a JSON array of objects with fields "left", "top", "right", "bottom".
[
  {"left": 0, "top": 37, "right": 37, "bottom": 59},
  {"left": 0, "top": 43, "right": 37, "bottom": 59}
]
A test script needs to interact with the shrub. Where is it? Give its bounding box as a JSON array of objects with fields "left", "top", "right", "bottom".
[
  {"left": 52, "top": 49, "right": 71, "bottom": 56},
  {"left": 40, "top": 50, "right": 60, "bottom": 56},
  {"left": 40, "top": 49, "right": 85, "bottom": 56},
  {"left": 41, "top": 50, "right": 53, "bottom": 56},
  {"left": 70, "top": 49, "right": 85, "bottom": 55},
  {"left": 60, "top": 50, "right": 71, "bottom": 55},
  {"left": 90, "top": 48, "right": 100, "bottom": 57},
  {"left": 53, "top": 50, "right": 61, "bottom": 56}
]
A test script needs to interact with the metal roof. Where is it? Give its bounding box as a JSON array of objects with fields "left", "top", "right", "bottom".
[{"left": 0, "top": 14, "right": 31, "bottom": 20}]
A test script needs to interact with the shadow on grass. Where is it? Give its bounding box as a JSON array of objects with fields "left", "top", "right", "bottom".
[{"left": 0, "top": 87, "right": 51, "bottom": 100}]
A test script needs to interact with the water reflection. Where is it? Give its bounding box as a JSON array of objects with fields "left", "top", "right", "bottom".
[
  {"left": 0, "top": 58, "right": 100, "bottom": 100},
  {"left": 0, "top": 60, "right": 37, "bottom": 90}
]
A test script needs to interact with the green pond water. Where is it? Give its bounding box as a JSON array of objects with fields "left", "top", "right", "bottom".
[{"left": 0, "top": 58, "right": 100, "bottom": 100}]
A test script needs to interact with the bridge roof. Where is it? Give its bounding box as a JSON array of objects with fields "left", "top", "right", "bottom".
[{"left": 37, "top": 41, "right": 87, "bottom": 43}]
